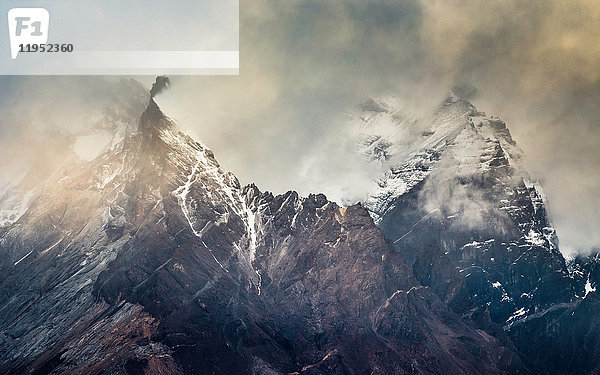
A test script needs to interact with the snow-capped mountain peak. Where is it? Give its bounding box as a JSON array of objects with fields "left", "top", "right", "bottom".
[
  {"left": 353, "top": 95, "right": 571, "bottom": 330},
  {"left": 0, "top": 88, "right": 527, "bottom": 374}
]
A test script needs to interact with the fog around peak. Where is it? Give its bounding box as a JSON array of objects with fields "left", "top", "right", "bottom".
[{"left": 1, "top": 0, "right": 599, "bottom": 255}]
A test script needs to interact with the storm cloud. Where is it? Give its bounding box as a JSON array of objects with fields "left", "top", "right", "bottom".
[{"left": 149, "top": 0, "right": 600, "bottom": 254}]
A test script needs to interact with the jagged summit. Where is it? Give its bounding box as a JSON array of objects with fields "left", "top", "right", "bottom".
[
  {"left": 354, "top": 95, "right": 527, "bottom": 223},
  {"left": 139, "top": 98, "right": 175, "bottom": 134},
  {"left": 0, "top": 87, "right": 526, "bottom": 374},
  {"left": 139, "top": 76, "right": 175, "bottom": 146},
  {"left": 352, "top": 94, "right": 600, "bottom": 374},
  {"left": 2, "top": 79, "right": 599, "bottom": 374}
]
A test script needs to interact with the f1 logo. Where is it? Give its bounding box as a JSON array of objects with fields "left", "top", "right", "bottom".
[{"left": 8, "top": 8, "right": 49, "bottom": 59}]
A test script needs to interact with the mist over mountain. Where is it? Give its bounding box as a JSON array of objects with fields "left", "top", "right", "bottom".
[
  {"left": 0, "top": 81, "right": 520, "bottom": 374},
  {"left": 2, "top": 3, "right": 600, "bottom": 253},
  {"left": 352, "top": 95, "right": 600, "bottom": 374},
  {"left": 155, "top": 0, "right": 600, "bottom": 255},
  {"left": 1, "top": 79, "right": 599, "bottom": 374}
]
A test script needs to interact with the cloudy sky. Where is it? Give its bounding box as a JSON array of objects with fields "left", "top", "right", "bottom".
[{"left": 1, "top": 0, "right": 599, "bottom": 254}]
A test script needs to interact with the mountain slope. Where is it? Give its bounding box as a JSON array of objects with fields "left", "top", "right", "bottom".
[
  {"left": 0, "top": 93, "right": 523, "bottom": 374},
  {"left": 354, "top": 95, "right": 599, "bottom": 374}
]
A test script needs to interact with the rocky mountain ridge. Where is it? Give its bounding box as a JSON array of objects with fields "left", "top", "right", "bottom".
[
  {"left": 0, "top": 86, "right": 524, "bottom": 374},
  {"left": 353, "top": 95, "right": 600, "bottom": 374}
]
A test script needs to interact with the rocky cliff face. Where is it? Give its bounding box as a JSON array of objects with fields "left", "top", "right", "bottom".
[
  {"left": 569, "top": 252, "right": 600, "bottom": 298},
  {"left": 354, "top": 95, "right": 599, "bottom": 374},
  {"left": 0, "top": 89, "right": 523, "bottom": 374},
  {"left": 2, "top": 81, "right": 599, "bottom": 374}
]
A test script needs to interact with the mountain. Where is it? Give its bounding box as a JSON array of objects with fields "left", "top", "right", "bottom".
[
  {"left": 353, "top": 95, "right": 600, "bottom": 374},
  {"left": 2, "top": 80, "right": 599, "bottom": 374},
  {"left": 0, "top": 87, "right": 524, "bottom": 374}
]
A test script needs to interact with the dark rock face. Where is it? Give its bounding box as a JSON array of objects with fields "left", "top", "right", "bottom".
[
  {"left": 507, "top": 294, "right": 600, "bottom": 375},
  {"left": 2, "top": 86, "right": 598, "bottom": 374},
  {"left": 244, "top": 188, "right": 524, "bottom": 374},
  {"left": 356, "top": 96, "right": 600, "bottom": 374},
  {"left": 360, "top": 97, "right": 573, "bottom": 321},
  {"left": 0, "top": 95, "right": 522, "bottom": 374},
  {"left": 569, "top": 252, "right": 600, "bottom": 297}
]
